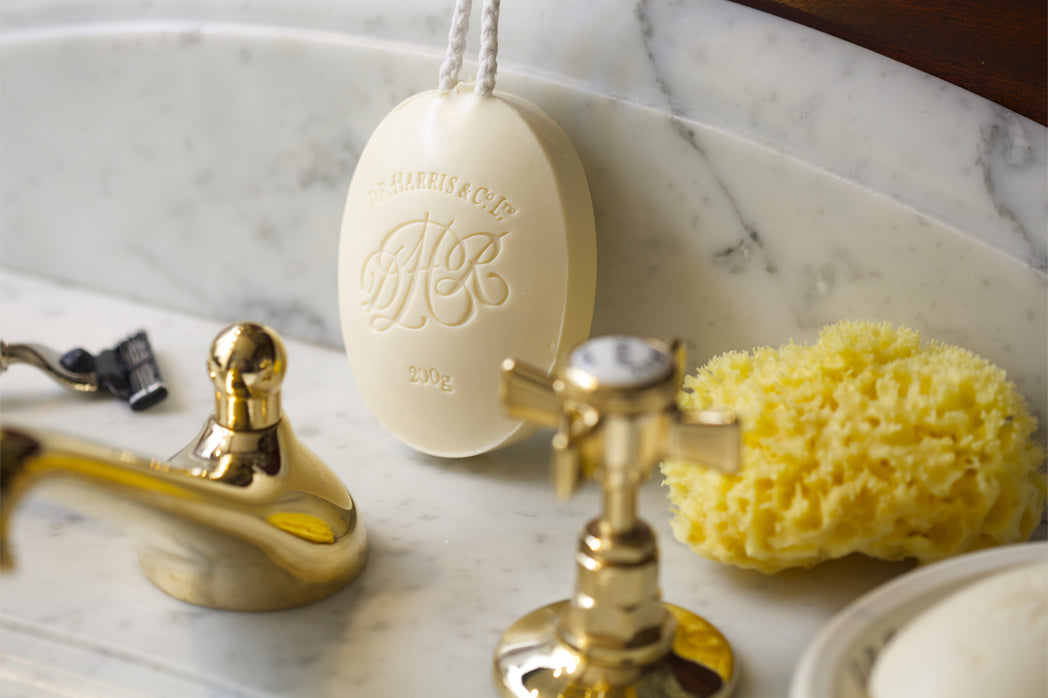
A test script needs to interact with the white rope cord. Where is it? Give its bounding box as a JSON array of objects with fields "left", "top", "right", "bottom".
[
  {"left": 474, "top": 0, "right": 500, "bottom": 96},
  {"left": 437, "top": 0, "right": 473, "bottom": 91},
  {"left": 437, "top": 0, "right": 500, "bottom": 96}
]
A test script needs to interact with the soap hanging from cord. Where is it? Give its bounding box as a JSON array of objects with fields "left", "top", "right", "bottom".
[{"left": 338, "top": 0, "right": 597, "bottom": 457}]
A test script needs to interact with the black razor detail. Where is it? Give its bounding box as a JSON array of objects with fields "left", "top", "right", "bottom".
[{"left": 1, "top": 330, "right": 168, "bottom": 411}]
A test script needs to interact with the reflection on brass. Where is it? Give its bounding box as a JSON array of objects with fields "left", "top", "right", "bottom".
[
  {"left": 0, "top": 323, "right": 367, "bottom": 611},
  {"left": 496, "top": 335, "right": 740, "bottom": 697}
]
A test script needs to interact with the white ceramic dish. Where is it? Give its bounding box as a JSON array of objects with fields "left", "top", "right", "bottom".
[{"left": 789, "top": 541, "right": 1048, "bottom": 698}]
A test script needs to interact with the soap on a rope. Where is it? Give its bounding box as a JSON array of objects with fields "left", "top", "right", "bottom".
[{"left": 338, "top": 82, "right": 596, "bottom": 457}]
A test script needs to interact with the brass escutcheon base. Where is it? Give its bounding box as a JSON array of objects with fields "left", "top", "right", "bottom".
[{"left": 493, "top": 600, "right": 737, "bottom": 698}]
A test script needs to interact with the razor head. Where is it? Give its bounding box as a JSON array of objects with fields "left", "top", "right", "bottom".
[
  {"left": 95, "top": 331, "right": 168, "bottom": 411},
  {"left": 2, "top": 330, "right": 168, "bottom": 411}
]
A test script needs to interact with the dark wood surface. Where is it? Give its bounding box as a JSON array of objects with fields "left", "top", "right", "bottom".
[{"left": 731, "top": 0, "right": 1047, "bottom": 125}]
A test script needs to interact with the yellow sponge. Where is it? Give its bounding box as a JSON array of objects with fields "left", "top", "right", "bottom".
[{"left": 661, "top": 320, "right": 1045, "bottom": 573}]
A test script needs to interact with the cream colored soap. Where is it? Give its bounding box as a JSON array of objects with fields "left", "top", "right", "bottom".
[
  {"left": 868, "top": 562, "right": 1048, "bottom": 698},
  {"left": 338, "top": 82, "right": 596, "bottom": 457}
]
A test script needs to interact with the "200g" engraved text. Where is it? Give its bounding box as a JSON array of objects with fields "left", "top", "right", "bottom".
[{"left": 409, "top": 366, "right": 453, "bottom": 392}]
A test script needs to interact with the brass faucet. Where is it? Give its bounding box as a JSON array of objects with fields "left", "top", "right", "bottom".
[
  {"left": 495, "top": 335, "right": 740, "bottom": 697},
  {"left": 1, "top": 323, "right": 367, "bottom": 611}
]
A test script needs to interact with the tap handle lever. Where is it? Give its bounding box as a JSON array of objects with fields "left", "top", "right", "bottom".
[
  {"left": 501, "top": 335, "right": 740, "bottom": 502},
  {"left": 499, "top": 358, "right": 559, "bottom": 428},
  {"left": 668, "top": 410, "right": 741, "bottom": 475}
]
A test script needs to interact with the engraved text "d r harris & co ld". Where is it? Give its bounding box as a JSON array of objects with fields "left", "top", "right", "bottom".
[{"left": 367, "top": 170, "right": 519, "bottom": 222}]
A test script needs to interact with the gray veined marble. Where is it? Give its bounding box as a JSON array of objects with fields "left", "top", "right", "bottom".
[{"left": 2, "top": 3, "right": 1042, "bottom": 432}]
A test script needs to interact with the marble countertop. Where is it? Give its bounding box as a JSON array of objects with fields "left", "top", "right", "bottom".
[
  {"left": 2, "top": 1, "right": 1045, "bottom": 433},
  {"left": 1, "top": 269, "right": 920, "bottom": 697}
]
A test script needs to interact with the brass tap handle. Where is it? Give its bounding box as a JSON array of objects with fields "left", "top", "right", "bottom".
[
  {"left": 209, "top": 323, "right": 286, "bottom": 431},
  {"left": 669, "top": 409, "right": 741, "bottom": 473},
  {"left": 500, "top": 335, "right": 739, "bottom": 501},
  {"left": 498, "top": 358, "right": 559, "bottom": 428},
  {"left": 494, "top": 334, "right": 742, "bottom": 697}
]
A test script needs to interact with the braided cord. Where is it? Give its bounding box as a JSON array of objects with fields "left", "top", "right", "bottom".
[{"left": 437, "top": 0, "right": 500, "bottom": 96}]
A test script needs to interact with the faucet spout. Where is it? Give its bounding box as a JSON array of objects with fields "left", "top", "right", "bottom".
[
  {"left": 1, "top": 419, "right": 367, "bottom": 611},
  {"left": 0, "top": 323, "right": 368, "bottom": 611}
]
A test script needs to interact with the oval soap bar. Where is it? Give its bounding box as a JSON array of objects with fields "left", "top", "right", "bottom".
[
  {"left": 338, "top": 82, "right": 596, "bottom": 457},
  {"left": 868, "top": 561, "right": 1048, "bottom": 698}
]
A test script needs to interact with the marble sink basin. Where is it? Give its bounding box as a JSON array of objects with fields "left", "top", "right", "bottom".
[
  {"left": 0, "top": 271, "right": 928, "bottom": 697},
  {"left": 1, "top": 1, "right": 1044, "bottom": 696}
]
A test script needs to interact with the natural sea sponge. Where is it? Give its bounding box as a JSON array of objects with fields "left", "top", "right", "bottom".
[{"left": 661, "top": 321, "right": 1046, "bottom": 573}]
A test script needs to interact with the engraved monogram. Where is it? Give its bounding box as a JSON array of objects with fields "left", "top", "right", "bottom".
[{"left": 361, "top": 214, "right": 510, "bottom": 331}]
